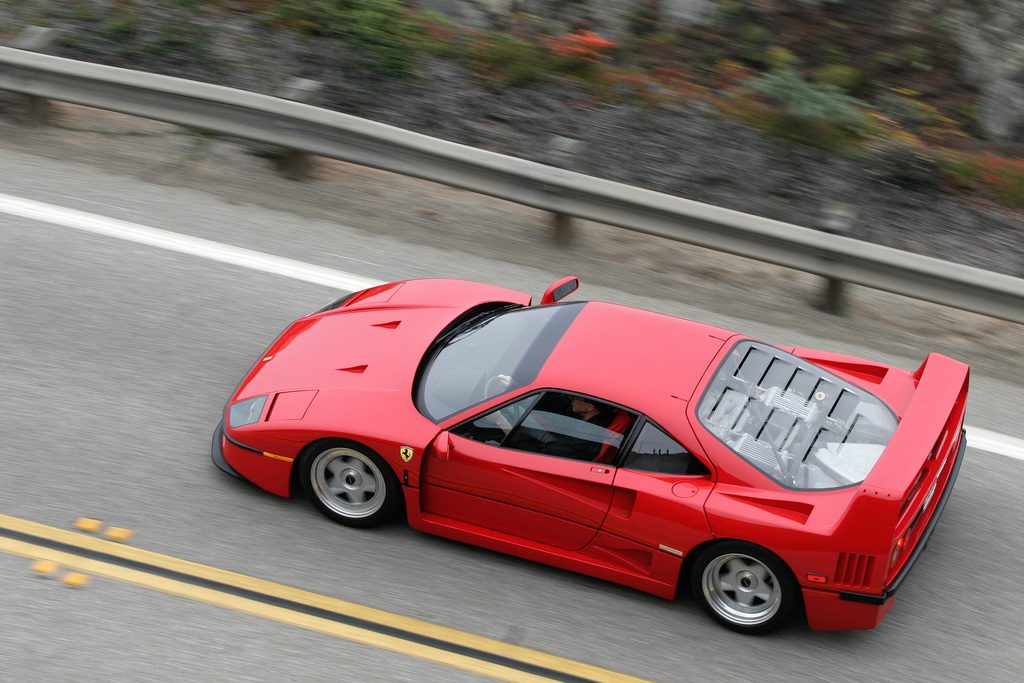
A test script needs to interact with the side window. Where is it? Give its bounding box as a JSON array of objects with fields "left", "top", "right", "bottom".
[
  {"left": 503, "top": 392, "right": 634, "bottom": 462},
  {"left": 623, "top": 423, "right": 709, "bottom": 475},
  {"left": 453, "top": 395, "right": 539, "bottom": 445}
]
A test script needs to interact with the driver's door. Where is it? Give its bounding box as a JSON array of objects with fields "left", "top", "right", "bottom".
[{"left": 421, "top": 392, "right": 628, "bottom": 551}]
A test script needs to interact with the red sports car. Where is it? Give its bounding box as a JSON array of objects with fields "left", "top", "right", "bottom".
[{"left": 212, "top": 277, "right": 969, "bottom": 634}]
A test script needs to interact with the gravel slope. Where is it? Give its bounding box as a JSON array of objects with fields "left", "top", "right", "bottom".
[{"left": 1, "top": 1, "right": 1021, "bottom": 278}]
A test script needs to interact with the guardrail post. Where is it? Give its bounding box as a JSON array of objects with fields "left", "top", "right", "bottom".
[
  {"left": 11, "top": 27, "right": 60, "bottom": 125},
  {"left": 818, "top": 202, "right": 859, "bottom": 315},
  {"left": 274, "top": 78, "right": 323, "bottom": 180},
  {"left": 547, "top": 136, "right": 583, "bottom": 244}
]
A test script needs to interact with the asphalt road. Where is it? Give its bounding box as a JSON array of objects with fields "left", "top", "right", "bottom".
[{"left": 1, "top": 147, "right": 1023, "bottom": 682}]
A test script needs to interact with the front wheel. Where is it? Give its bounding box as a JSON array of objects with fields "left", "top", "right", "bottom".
[
  {"left": 299, "top": 442, "right": 402, "bottom": 528},
  {"left": 689, "top": 541, "right": 799, "bottom": 635}
]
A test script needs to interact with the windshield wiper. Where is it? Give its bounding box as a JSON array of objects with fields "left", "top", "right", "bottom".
[{"left": 427, "top": 305, "right": 518, "bottom": 356}]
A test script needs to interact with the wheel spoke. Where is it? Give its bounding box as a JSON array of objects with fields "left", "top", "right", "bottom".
[
  {"left": 734, "top": 590, "right": 755, "bottom": 607},
  {"left": 702, "top": 551, "right": 785, "bottom": 627},
  {"left": 310, "top": 448, "right": 389, "bottom": 520}
]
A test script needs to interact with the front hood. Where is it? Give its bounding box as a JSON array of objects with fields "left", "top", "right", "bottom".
[
  {"left": 233, "top": 278, "right": 533, "bottom": 402},
  {"left": 236, "top": 306, "right": 465, "bottom": 400}
]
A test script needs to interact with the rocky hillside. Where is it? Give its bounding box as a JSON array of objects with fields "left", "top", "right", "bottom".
[{"left": 1, "top": 0, "right": 1020, "bottom": 277}]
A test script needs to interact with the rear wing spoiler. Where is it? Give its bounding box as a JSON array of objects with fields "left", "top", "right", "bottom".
[
  {"left": 836, "top": 353, "right": 969, "bottom": 600},
  {"left": 864, "top": 353, "right": 969, "bottom": 497}
]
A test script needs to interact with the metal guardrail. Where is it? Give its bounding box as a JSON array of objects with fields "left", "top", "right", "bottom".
[{"left": 1, "top": 46, "right": 1022, "bottom": 324}]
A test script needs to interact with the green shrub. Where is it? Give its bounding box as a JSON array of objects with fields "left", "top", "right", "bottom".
[
  {"left": 265, "top": 0, "right": 418, "bottom": 77},
  {"left": 738, "top": 24, "right": 771, "bottom": 63},
  {"left": 900, "top": 45, "right": 932, "bottom": 68},
  {"left": 99, "top": 12, "right": 138, "bottom": 41},
  {"left": 627, "top": 1, "right": 660, "bottom": 38},
  {"left": 979, "top": 155, "right": 1024, "bottom": 208},
  {"left": 867, "top": 141, "right": 942, "bottom": 190},
  {"left": 814, "top": 64, "right": 865, "bottom": 94},
  {"left": 740, "top": 68, "right": 872, "bottom": 150},
  {"left": 765, "top": 46, "right": 799, "bottom": 71},
  {"left": 463, "top": 33, "right": 549, "bottom": 86},
  {"left": 938, "top": 152, "right": 981, "bottom": 191},
  {"left": 877, "top": 90, "right": 967, "bottom": 144}
]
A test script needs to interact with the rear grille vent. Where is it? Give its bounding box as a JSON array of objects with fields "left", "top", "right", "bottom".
[
  {"left": 900, "top": 470, "right": 926, "bottom": 516},
  {"left": 834, "top": 552, "right": 875, "bottom": 588}
]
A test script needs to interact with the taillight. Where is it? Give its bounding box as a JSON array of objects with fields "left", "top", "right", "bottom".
[{"left": 890, "top": 535, "right": 907, "bottom": 568}]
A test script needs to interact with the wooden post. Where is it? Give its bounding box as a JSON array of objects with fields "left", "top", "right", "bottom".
[
  {"left": 818, "top": 202, "right": 859, "bottom": 315},
  {"left": 547, "top": 135, "right": 583, "bottom": 244},
  {"left": 12, "top": 27, "right": 60, "bottom": 125},
  {"left": 274, "top": 78, "right": 323, "bottom": 180}
]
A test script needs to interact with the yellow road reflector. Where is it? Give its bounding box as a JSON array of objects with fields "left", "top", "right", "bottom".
[
  {"left": 104, "top": 527, "right": 134, "bottom": 542},
  {"left": 62, "top": 572, "right": 90, "bottom": 588},
  {"left": 31, "top": 559, "right": 60, "bottom": 576},
  {"left": 74, "top": 517, "right": 103, "bottom": 533}
]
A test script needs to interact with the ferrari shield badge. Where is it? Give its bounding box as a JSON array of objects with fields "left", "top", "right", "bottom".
[{"left": 400, "top": 446, "right": 414, "bottom": 463}]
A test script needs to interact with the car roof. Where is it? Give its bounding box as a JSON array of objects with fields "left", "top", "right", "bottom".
[{"left": 535, "top": 301, "right": 736, "bottom": 414}]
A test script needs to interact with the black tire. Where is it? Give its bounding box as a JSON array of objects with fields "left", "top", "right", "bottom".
[
  {"left": 688, "top": 541, "right": 799, "bottom": 635},
  {"left": 298, "top": 440, "right": 402, "bottom": 528}
]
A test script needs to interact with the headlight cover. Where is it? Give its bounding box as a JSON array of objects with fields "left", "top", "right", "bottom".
[{"left": 228, "top": 395, "right": 268, "bottom": 428}]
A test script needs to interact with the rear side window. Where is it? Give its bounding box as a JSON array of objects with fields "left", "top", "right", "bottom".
[{"left": 622, "top": 423, "right": 709, "bottom": 475}]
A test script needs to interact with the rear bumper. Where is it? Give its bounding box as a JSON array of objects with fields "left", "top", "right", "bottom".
[
  {"left": 804, "top": 585, "right": 895, "bottom": 630},
  {"left": 839, "top": 429, "right": 966, "bottom": 606},
  {"left": 804, "top": 429, "right": 966, "bottom": 629}
]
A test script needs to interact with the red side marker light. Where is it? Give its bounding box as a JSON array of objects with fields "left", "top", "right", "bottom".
[{"left": 806, "top": 574, "right": 828, "bottom": 584}]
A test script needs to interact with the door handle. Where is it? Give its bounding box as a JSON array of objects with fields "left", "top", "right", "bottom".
[{"left": 591, "top": 466, "right": 610, "bottom": 474}]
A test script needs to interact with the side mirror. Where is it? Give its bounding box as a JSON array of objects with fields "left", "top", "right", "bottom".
[
  {"left": 433, "top": 431, "right": 452, "bottom": 461},
  {"left": 540, "top": 276, "right": 579, "bottom": 305}
]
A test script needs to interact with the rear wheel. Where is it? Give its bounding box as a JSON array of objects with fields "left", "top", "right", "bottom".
[
  {"left": 299, "top": 442, "right": 401, "bottom": 528},
  {"left": 689, "top": 541, "right": 799, "bottom": 634}
]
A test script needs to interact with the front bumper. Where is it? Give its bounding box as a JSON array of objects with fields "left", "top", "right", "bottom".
[
  {"left": 211, "top": 420, "right": 243, "bottom": 479},
  {"left": 211, "top": 420, "right": 295, "bottom": 497}
]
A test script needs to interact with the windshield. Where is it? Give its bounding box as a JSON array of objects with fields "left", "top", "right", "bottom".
[
  {"left": 416, "top": 303, "right": 584, "bottom": 421},
  {"left": 696, "top": 341, "right": 897, "bottom": 490}
]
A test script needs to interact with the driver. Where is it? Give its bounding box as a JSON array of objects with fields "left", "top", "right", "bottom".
[
  {"left": 568, "top": 395, "right": 614, "bottom": 429},
  {"left": 538, "top": 395, "right": 617, "bottom": 460}
]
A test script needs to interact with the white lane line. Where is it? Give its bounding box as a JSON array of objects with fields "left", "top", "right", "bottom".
[
  {"left": 2, "top": 191, "right": 1023, "bottom": 462},
  {"left": 0, "top": 192, "right": 382, "bottom": 292},
  {"left": 966, "top": 427, "right": 1024, "bottom": 461}
]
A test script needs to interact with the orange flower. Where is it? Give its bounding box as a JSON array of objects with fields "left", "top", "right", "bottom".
[{"left": 546, "top": 30, "right": 616, "bottom": 63}]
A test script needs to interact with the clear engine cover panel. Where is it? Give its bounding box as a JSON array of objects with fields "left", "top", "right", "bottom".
[{"left": 697, "top": 341, "right": 898, "bottom": 490}]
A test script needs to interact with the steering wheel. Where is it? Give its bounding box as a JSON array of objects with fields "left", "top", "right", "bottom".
[{"left": 483, "top": 373, "right": 512, "bottom": 399}]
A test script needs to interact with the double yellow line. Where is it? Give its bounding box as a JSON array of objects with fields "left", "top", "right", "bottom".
[{"left": 0, "top": 514, "right": 648, "bottom": 683}]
